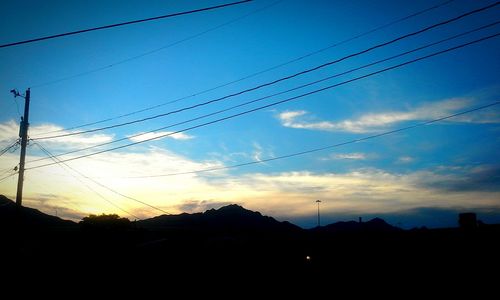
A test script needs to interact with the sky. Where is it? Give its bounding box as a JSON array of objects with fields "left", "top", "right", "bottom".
[{"left": 0, "top": 0, "right": 499, "bottom": 228}]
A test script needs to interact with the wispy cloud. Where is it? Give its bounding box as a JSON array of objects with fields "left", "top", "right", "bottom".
[
  {"left": 0, "top": 120, "right": 114, "bottom": 148},
  {"left": 277, "top": 98, "right": 499, "bottom": 133},
  {"left": 208, "top": 142, "right": 274, "bottom": 164},
  {"left": 0, "top": 120, "right": 20, "bottom": 145},
  {"left": 2, "top": 122, "right": 498, "bottom": 226},
  {"left": 2, "top": 137, "right": 499, "bottom": 225},
  {"left": 279, "top": 111, "right": 307, "bottom": 124},
  {"left": 23, "top": 194, "right": 86, "bottom": 222},
  {"left": 397, "top": 156, "right": 414, "bottom": 164},
  {"left": 414, "top": 165, "right": 500, "bottom": 193},
  {"left": 330, "top": 153, "right": 368, "bottom": 160},
  {"left": 229, "top": 165, "right": 500, "bottom": 218},
  {"left": 127, "top": 131, "right": 194, "bottom": 142},
  {"left": 0, "top": 128, "right": 225, "bottom": 219},
  {"left": 176, "top": 200, "right": 232, "bottom": 213},
  {"left": 252, "top": 142, "right": 265, "bottom": 162},
  {"left": 320, "top": 152, "right": 374, "bottom": 161}
]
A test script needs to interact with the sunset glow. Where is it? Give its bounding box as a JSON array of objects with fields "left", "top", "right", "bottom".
[{"left": 1, "top": 0, "right": 499, "bottom": 228}]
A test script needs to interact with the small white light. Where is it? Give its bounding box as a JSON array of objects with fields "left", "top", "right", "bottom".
[{"left": 306, "top": 255, "right": 311, "bottom": 261}]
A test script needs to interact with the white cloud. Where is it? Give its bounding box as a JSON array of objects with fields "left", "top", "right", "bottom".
[
  {"left": 0, "top": 141, "right": 226, "bottom": 219},
  {"left": 2, "top": 134, "right": 499, "bottom": 224},
  {"left": 2, "top": 121, "right": 498, "bottom": 225},
  {"left": 127, "top": 131, "right": 194, "bottom": 142},
  {"left": 252, "top": 142, "right": 263, "bottom": 162},
  {"left": 208, "top": 142, "right": 274, "bottom": 164},
  {"left": 0, "top": 120, "right": 19, "bottom": 143},
  {"left": 279, "top": 110, "right": 307, "bottom": 125},
  {"left": 320, "top": 153, "right": 373, "bottom": 161},
  {"left": 229, "top": 167, "right": 500, "bottom": 218},
  {"left": 277, "top": 98, "right": 498, "bottom": 133},
  {"left": 331, "top": 153, "right": 367, "bottom": 160},
  {"left": 397, "top": 156, "right": 414, "bottom": 164},
  {"left": 0, "top": 120, "right": 114, "bottom": 149}
]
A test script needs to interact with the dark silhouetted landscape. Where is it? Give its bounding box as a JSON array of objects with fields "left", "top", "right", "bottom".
[
  {"left": 2, "top": 1, "right": 500, "bottom": 293},
  {"left": 2, "top": 194, "right": 499, "bottom": 284}
]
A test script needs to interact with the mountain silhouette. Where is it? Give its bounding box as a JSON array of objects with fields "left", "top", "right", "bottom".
[
  {"left": 1, "top": 194, "right": 401, "bottom": 234},
  {"left": 0, "top": 195, "right": 76, "bottom": 228},
  {"left": 1, "top": 194, "right": 498, "bottom": 282},
  {"left": 314, "top": 217, "right": 400, "bottom": 233},
  {"left": 137, "top": 203, "right": 301, "bottom": 234}
]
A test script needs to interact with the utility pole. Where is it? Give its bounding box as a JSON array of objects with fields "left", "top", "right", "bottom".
[
  {"left": 11, "top": 88, "right": 30, "bottom": 207},
  {"left": 316, "top": 199, "right": 321, "bottom": 227}
]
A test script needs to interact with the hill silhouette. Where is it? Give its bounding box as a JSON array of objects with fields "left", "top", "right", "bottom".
[
  {"left": 137, "top": 203, "right": 301, "bottom": 233},
  {"left": 0, "top": 195, "right": 76, "bottom": 228},
  {"left": 314, "top": 217, "right": 401, "bottom": 233},
  {"left": 0, "top": 194, "right": 399, "bottom": 233},
  {"left": 1, "top": 194, "right": 499, "bottom": 283}
]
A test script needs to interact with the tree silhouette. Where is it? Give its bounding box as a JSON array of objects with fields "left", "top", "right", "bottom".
[{"left": 80, "top": 214, "right": 131, "bottom": 230}]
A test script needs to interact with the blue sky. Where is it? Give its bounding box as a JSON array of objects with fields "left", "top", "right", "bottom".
[{"left": 0, "top": 0, "right": 499, "bottom": 228}]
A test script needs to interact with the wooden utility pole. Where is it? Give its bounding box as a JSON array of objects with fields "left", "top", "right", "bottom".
[{"left": 13, "top": 88, "right": 30, "bottom": 207}]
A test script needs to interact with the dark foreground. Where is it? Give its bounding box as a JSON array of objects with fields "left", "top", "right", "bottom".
[
  {"left": 2, "top": 224, "right": 499, "bottom": 292},
  {"left": 4, "top": 224, "right": 499, "bottom": 271},
  {"left": 1, "top": 196, "right": 499, "bottom": 289}
]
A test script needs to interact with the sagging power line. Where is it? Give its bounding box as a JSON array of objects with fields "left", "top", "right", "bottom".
[
  {"left": 31, "top": 0, "right": 282, "bottom": 89},
  {"left": 30, "top": 1, "right": 500, "bottom": 141},
  {"left": 105, "top": 101, "right": 500, "bottom": 179},
  {"left": 0, "top": 0, "right": 252, "bottom": 48},
  {"left": 32, "top": 141, "right": 170, "bottom": 217},
  {"left": 32, "top": 141, "right": 139, "bottom": 219},
  {"left": 34, "top": 0, "right": 457, "bottom": 134},
  {"left": 0, "top": 171, "right": 19, "bottom": 183},
  {"left": 26, "top": 19, "right": 500, "bottom": 164},
  {"left": 24, "top": 32, "right": 500, "bottom": 170},
  {"left": 0, "top": 139, "right": 20, "bottom": 157}
]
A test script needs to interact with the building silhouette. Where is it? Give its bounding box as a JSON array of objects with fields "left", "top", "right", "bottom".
[{"left": 459, "top": 212, "right": 477, "bottom": 229}]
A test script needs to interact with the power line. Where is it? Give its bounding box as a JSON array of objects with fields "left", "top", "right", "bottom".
[
  {"left": 54, "top": 100, "right": 500, "bottom": 180},
  {"left": 35, "top": 142, "right": 138, "bottom": 218},
  {"left": 31, "top": 141, "right": 139, "bottom": 219},
  {"left": 27, "top": 20, "right": 500, "bottom": 163},
  {"left": 31, "top": 1, "right": 499, "bottom": 141},
  {"left": 31, "top": 142, "right": 145, "bottom": 219},
  {"left": 35, "top": 0, "right": 457, "bottom": 134},
  {"left": 0, "top": 172, "right": 18, "bottom": 183},
  {"left": 25, "top": 32, "right": 500, "bottom": 170},
  {"left": 31, "top": 1, "right": 282, "bottom": 89},
  {"left": 0, "top": 165, "right": 16, "bottom": 176},
  {"left": 32, "top": 141, "right": 168, "bottom": 216},
  {"left": 226, "top": 0, "right": 458, "bottom": 88},
  {"left": 26, "top": 33, "right": 500, "bottom": 168},
  {"left": 0, "top": 159, "right": 19, "bottom": 178},
  {"left": 0, "top": 0, "right": 252, "bottom": 49},
  {"left": 23, "top": 176, "right": 87, "bottom": 217},
  {"left": 107, "top": 101, "right": 500, "bottom": 179},
  {"left": 12, "top": 98, "right": 22, "bottom": 119},
  {"left": 0, "top": 166, "right": 17, "bottom": 178},
  {"left": 0, "top": 139, "right": 20, "bottom": 157}
]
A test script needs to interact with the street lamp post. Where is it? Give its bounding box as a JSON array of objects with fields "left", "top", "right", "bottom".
[{"left": 316, "top": 200, "right": 321, "bottom": 227}]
